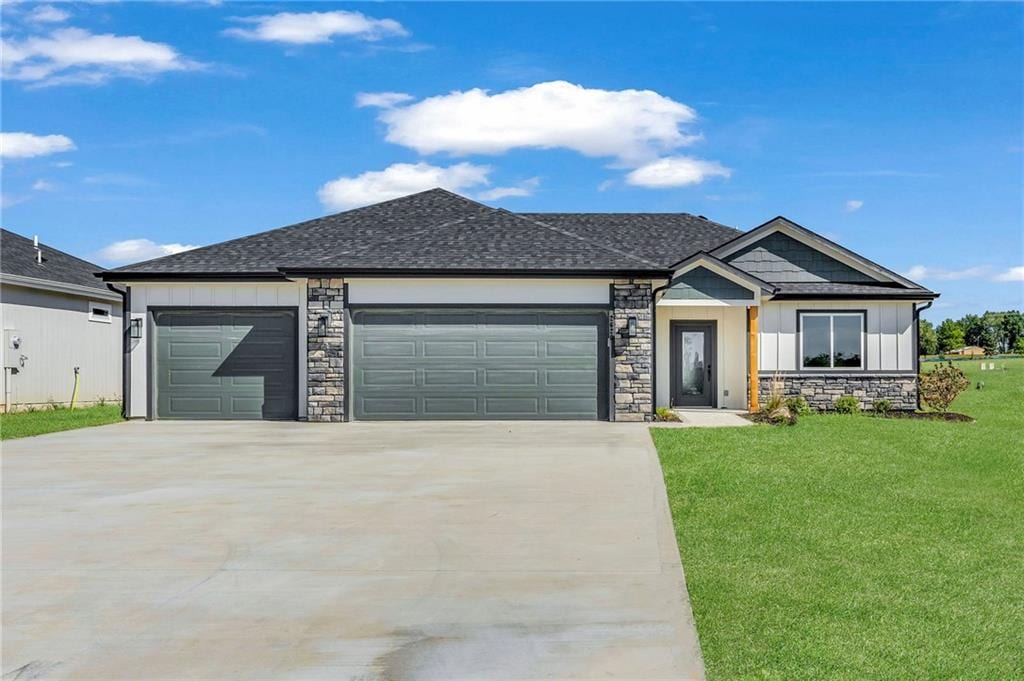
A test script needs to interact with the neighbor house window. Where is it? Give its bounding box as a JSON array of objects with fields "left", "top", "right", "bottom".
[
  {"left": 800, "top": 312, "right": 863, "bottom": 369},
  {"left": 89, "top": 301, "right": 112, "bottom": 323}
]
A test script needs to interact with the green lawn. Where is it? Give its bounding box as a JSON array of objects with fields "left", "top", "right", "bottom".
[
  {"left": 0, "top": 403, "right": 123, "bottom": 440},
  {"left": 652, "top": 359, "right": 1023, "bottom": 680}
]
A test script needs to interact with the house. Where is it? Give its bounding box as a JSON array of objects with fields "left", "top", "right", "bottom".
[
  {"left": 1, "top": 229, "right": 123, "bottom": 412},
  {"left": 946, "top": 345, "right": 985, "bottom": 356},
  {"left": 99, "top": 188, "right": 937, "bottom": 421}
]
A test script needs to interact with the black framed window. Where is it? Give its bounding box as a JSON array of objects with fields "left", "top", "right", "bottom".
[{"left": 800, "top": 312, "right": 864, "bottom": 369}]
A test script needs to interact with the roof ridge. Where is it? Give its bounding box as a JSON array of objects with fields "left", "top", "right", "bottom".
[{"left": 503, "top": 210, "right": 665, "bottom": 269}]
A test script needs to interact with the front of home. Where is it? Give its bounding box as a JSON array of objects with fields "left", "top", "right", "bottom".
[{"left": 100, "top": 189, "right": 936, "bottom": 422}]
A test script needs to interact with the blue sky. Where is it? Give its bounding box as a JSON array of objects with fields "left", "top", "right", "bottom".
[{"left": 2, "top": 1, "right": 1021, "bottom": 320}]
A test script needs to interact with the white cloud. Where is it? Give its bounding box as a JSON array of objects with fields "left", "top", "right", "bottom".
[
  {"left": 624, "top": 156, "right": 730, "bottom": 188},
  {"left": 32, "top": 179, "right": 55, "bottom": 191},
  {"left": 224, "top": 10, "right": 407, "bottom": 45},
  {"left": 476, "top": 177, "right": 540, "bottom": 201},
  {"left": 845, "top": 199, "right": 864, "bottom": 212},
  {"left": 95, "top": 239, "right": 200, "bottom": 264},
  {"left": 993, "top": 266, "right": 1024, "bottom": 282},
  {"left": 903, "top": 265, "right": 992, "bottom": 281},
  {"left": 26, "top": 5, "right": 70, "bottom": 24},
  {"left": 597, "top": 179, "right": 615, "bottom": 192},
  {"left": 0, "top": 132, "right": 75, "bottom": 159},
  {"left": 318, "top": 162, "right": 492, "bottom": 211},
  {"left": 375, "top": 81, "right": 701, "bottom": 166},
  {"left": 2, "top": 27, "right": 202, "bottom": 86},
  {"left": 355, "top": 91, "right": 414, "bottom": 109}
]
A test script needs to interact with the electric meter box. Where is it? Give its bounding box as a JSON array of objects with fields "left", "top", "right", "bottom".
[{"left": 4, "top": 330, "right": 24, "bottom": 367}]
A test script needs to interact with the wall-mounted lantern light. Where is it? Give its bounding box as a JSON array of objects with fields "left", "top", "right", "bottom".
[
  {"left": 129, "top": 318, "right": 143, "bottom": 339},
  {"left": 317, "top": 314, "right": 329, "bottom": 337},
  {"left": 620, "top": 316, "right": 638, "bottom": 339}
]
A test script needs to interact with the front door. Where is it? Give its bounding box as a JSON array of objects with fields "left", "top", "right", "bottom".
[{"left": 670, "top": 321, "right": 717, "bottom": 407}]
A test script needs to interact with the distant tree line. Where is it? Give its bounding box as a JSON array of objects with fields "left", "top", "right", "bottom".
[{"left": 919, "top": 310, "right": 1024, "bottom": 356}]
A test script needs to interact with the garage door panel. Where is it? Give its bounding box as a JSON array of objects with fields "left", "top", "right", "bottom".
[
  {"left": 154, "top": 309, "right": 297, "bottom": 420},
  {"left": 353, "top": 308, "right": 606, "bottom": 420}
]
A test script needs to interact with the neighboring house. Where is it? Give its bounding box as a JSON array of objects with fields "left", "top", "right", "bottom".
[
  {"left": 946, "top": 345, "right": 985, "bottom": 356},
  {"left": 1, "top": 229, "right": 123, "bottom": 412},
  {"left": 99, "top": 189, "right": 937, "bottom": 422}
]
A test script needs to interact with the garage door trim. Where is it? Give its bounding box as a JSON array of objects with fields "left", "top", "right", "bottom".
[
  {"left": 348, "top": 305, "right": 611, "bottom": 421},
  {"left": 147, "top": 306, "right": 300, "bottom": 421}
]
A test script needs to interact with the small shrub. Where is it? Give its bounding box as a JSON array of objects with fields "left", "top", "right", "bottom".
[
  {"left": 654, "top": 406, "right": 681, "bottom": 422},
  {"left": 785, "top": 396, "right": 813, "bottom": 416},
  {"left": 919, "top": 362, "right": 970, "bottom": 412},
  {"left": 760, "top": 375, "right": 794, "bottom": 424},
  {"left": 873, "top": 399, "right": 893, "bottom": 415},
  {"left": 97, "top": 397, "right": 106, "bottom": 407},
  {"left": 834, "top": 395, "right": 861, "bottom": 414}
]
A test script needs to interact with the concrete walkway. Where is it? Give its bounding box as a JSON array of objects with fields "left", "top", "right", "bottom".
[
  {"left": 3, "top": 421, "right": 704, "bottom": 680},
  {"left": 655, "top": 409, "right": 753, "bottom": 428}
]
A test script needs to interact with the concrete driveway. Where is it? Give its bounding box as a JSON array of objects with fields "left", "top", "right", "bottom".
[{"left": 3, "top": 421, "right": 703, "bottom": 680}]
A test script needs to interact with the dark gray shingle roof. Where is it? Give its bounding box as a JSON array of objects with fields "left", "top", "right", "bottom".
[
  {"left": 520, "top": 213, "right": 742, "bottom": 268},
  {"left": 771, "top": 282, "right": 935, "bottom": 298},
  {"left": 1, "top": 229, "right": 109, "bottom": 292},
  {"left": 104, "top": 189, "right": 732, "bottom": 276}
]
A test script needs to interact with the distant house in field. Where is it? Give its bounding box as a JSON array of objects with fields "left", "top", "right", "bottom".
[
  {"left": 1, "top": 229, "right": 122, "bottom": 412},
  {"left": 947, "top": 346, "right": 985, "bottom": 356}
]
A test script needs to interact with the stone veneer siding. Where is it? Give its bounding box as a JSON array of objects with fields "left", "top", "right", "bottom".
[
  {"left": 306, "top": 278, "right": 345, "bottom": 422},
  {"left": 612, "top": 279, "right": 653, "bottom": 421},
  {"left": 759, "top": 374, "right": 918, "bottom": 411}
]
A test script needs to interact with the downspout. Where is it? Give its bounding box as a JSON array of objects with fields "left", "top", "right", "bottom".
[
  {"left": 107, "top": 283, "right": 129, "bottom": 419},
  {"left": 650, "top": 278, "right": 673, "bottom": 419},
  {"left": 913, "top": 300, "right": 933, "bottom": 410}
]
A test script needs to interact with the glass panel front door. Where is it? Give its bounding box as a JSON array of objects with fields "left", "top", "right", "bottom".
[
  {"left": 679, "top": 331, "right": 705, "bottom": 395},
  {"left": 671, "top": 322, "right": 716, "bottom": 407}
]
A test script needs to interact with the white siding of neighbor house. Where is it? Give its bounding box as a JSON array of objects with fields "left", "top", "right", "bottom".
[
  {"left": 655, "top": 305, "right": 748, "bottom": 410},
  {"left": 758, "top": 300, "right": 916, "bottom": 372},
  {"left": 126, "top": 281, "right": 306, "bottom": 419},
  {"left": 346, "top": 278, "right": 613, "bottom": 305},
  {"left": 1, "top": 284, "right": 122, "bottom": 409}
]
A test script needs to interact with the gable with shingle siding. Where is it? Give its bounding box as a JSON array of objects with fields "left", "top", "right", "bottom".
[{"left": 723, "top": 231, "right": 876, "bottom": 284}]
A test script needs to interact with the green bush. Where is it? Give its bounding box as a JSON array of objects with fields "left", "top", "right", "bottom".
[
  {"left": 834, "top": 395, "right": 861, "bottom": 414},
  {"left": 873, "top": 399, "right": 893, "bottom": 415},
  {"left": 785, "top": 396, "right": 813, "bottom": 416},
  {"left": 919, "top": 362, "right": 970, "bottom": 412},
  {"left": 654, "top": 406, "right": 681, "bottom": 422}
]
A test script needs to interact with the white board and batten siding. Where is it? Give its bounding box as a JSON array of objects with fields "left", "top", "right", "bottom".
[
  {"left": 126, "top": 282, "right": 307, "bottom": 419},
  {"left": 758, "top": 300, "right": 916, "bottom": 372}
]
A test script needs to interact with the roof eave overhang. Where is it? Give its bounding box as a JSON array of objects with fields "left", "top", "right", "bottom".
[
  {"left": 98, "top": 271, "right": 293, "bottom": 283},
  {"left": 664, "top": 252, "right": 777, "bottom": 294},
  {"left": 277, "top": 267, "right": 667, "bottom": 278},
  {"left": 771, "top": 292, "right": 940, "bottom": 301},
  {"left": 2, "top": 272, "right": 122, "bottom": 301}
]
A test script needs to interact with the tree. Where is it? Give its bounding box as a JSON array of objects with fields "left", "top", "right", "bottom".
[
  {"left": 936, "top": 319, "right": 965, "bottom": 353},
  {"left": 999, "top": 311, "right": 1024, "bottom": 353},
  {"left": 1014, "top": 337, "right": 1024, "bottom": 355},
  {"left": 918, "top": 318, "right": 938, "bottom": 356},
  {"left": 960, "top": 314, "right": 985, "bottom": 347},
  {"left": 979, "top": 325, "right": 999, "bottom": 356},
  {"left": 919, "top": 363, "right": 969, "bottom": 412}
]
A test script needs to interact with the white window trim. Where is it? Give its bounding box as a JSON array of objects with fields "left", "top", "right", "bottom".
[
  {"left": 88, "top": 301, "right": 113, "bottom": 323},
  {"left": 799, "top": 311, "right": 865, "bottom": 370}
]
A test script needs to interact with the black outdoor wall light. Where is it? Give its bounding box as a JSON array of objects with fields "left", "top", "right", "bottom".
[
  {"left": 317, "top": 314, "right": 329, "bottom": 337},
  {"left": 620, "top": 316, "right": 638, "bottom": 338},
  {"left": 129, "top": 318, "right": 143, "bottom": 339}
]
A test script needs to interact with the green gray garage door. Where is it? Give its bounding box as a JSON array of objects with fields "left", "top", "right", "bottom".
[
  {"left": 153, "top": 309, "right": 298, "bottom": 420},
  {"left": 352, "top": 309, "right": 607, "bottom": 420}
]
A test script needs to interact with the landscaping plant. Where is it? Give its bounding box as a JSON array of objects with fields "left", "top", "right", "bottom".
[
  {"left": 872, "top": 399, "right": 893, "bottom": 415},
  {"left": 834, "top": 395, "right": 861, "bottom": 414},
  {"left": 919, "top": 362, "right": 970, "bottom": 412},
  {"left": 785, "top": 396, "right": 813, "bottom": 416}
]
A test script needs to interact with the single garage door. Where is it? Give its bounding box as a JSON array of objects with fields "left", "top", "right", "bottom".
[
  {"left": 352, "top": 308, "right": 607, "bottom": 420},
  {"left": 152, "top": 308, "right": 298, "bottom": 420}
]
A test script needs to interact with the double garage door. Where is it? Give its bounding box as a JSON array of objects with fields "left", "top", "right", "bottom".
[
  {"left": 152, "top": 307, "right": 607, "bottom": 421},
  {"left": 352, "top": 309, "right": 608, "bottom": 420}
]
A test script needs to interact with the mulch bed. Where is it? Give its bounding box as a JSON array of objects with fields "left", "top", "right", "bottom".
[{"left": 743, "top": 411, "right": 974, "bottom": 424}]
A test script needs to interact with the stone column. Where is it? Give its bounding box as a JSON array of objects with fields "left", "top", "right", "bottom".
[
  {"left": 306, "top": 278, "right": 345, "bottom": 422},
  {"left": 611, "top": 279, "right": 653, "bottom": 421}
]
